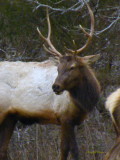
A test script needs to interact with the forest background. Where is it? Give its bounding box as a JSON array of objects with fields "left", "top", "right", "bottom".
[{"left": 0, "top": 0, "right": 120, "bottom": 159}]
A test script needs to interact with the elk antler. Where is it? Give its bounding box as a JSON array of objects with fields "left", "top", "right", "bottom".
[
  {"left": 37, "top": 8, "right": 62, "bottom": 57},
  {"left": 66, "top": 1, "right": 94, "bottom": 54}
]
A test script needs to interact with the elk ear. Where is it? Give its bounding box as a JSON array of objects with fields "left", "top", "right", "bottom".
[{"left": 82, "top": 54, "right": 100, "bottom": 64}]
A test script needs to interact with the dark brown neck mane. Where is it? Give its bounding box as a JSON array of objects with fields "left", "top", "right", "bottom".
[{"left": 69, "top": 67, "right": 101, "bottom": 112}]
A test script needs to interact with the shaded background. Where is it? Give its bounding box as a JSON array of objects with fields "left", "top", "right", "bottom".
[{"left": 0, "top": 0, "right": 120, "bottom": 159}]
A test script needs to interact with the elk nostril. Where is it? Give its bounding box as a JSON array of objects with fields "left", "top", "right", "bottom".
[{"left": 52, "top": 84, "right": 60, "bottom": 92}]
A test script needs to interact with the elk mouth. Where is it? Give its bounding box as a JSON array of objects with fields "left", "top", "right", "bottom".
[{"left": 54, "top": 90, "right": 63, "bottom": 95}]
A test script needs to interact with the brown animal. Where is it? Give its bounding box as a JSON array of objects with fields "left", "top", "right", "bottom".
[
  {"left": 0, "top": 2, "right": 101, "bottom": 160},
  {"left": 104, "top": 88, "right": 120, "bottom": 160}
]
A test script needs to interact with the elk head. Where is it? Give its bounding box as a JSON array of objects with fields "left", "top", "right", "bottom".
[
  {"left": 52, "top": 54, "right": 99, "bottom": 95},
  {"left": 37, "top": 2, "right": 100, "bottom": 95}
]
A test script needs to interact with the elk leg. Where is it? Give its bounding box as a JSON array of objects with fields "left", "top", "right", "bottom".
[
  {"left": 69, "top": 128, "right": 79, "bottom": 160},
  {"left": 60, "top": 122, "right": 79, "bottom": 160},
  {"left": 0, "top": 115, "right": 17, "bottom": 160}
]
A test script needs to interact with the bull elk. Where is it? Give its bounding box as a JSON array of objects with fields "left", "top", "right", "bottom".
[
  {"left": 104, "top": 88, "right": 120, "bottom": 160},
  {"left": 0, "top": 2, "right": 101, "bottom": 160}
]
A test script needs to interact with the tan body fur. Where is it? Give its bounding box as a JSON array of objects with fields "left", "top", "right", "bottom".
[
  {"left": 0, "top": 60, "right": 80, "bottom": 125},
  {"left": 104, "top": 88, "right": 120, "bottom": 160}
]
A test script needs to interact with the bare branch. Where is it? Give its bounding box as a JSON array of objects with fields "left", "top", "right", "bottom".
[
  {"left": 32, "top": 0, "right": 90, "bottom": 14},
  {"left": 0, "top": 48, "right": 7, "bottom": 55},
  {"left": 95, "top": 15, "right": 120, "bottom": 35},
  {"left": 55, "top": 0, "right": 66, "bottom": 5}
]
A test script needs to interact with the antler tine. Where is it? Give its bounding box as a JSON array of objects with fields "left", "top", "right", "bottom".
[
  {"left": 37, "top": 8, "right": 62, "bottom": 57},
  {"left": 43, "top": 44, "right": 59, "bottom": 56},
  {"left": 46, "top": 8, "right": 51, "bottom": 40},
  {"left": 66, "top": 0, "right": 94, "bottom": 54}
]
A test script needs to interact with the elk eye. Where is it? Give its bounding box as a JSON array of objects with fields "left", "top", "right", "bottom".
[
  {"left": 70, "top": 66, "right": 75, "bottom": 70},
  {"left": 70, "top": 64, "right": 76, "bottom": 70}
]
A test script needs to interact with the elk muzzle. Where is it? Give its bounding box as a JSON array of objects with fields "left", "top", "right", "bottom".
[{"left": 52, "top": 83, "right": 64, "bottom": 95}]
